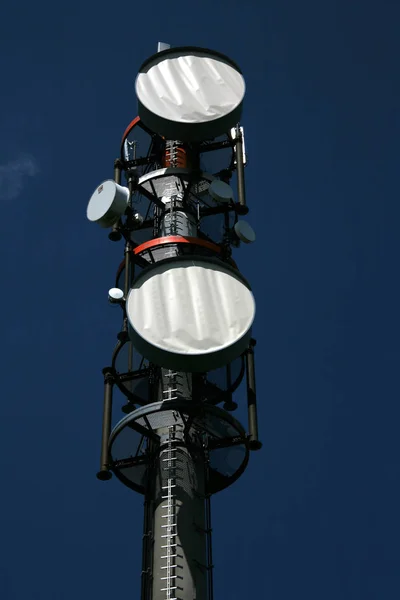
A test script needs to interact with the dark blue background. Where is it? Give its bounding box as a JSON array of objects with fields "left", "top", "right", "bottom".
[{"left": 0, "top": 1, "right": 399, "bottom": 598}]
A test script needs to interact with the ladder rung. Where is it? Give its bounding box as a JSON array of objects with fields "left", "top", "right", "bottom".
[
  {"left": 161, "top": 587, "right": 177, "bottom": 591},
  {"left": 161, "top": 544, "right": 177, "bottom": 548},
  {"left": 161, "top": 524, "right": 177, "bottom": 528},
  {"left": 161, "top": 586, "right": 177, "bottom": 591},
  {"left": 161, "top": 555, "right": 177, "bottom": 559},
  {"left": 161, "top": 576, "right": 177, "bottom": 580}
]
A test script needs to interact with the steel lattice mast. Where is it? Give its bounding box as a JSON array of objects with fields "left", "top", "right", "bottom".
[{"left": 87, "top": 43, "right": 261, "bottom": 600}]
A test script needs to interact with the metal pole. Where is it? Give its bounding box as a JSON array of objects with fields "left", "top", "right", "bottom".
[
  {"left": 245, "top": 340, "right": 262, "bottom": 451},
  {"left": 235, "top": 127, "right": 248, "bottom": 213},
  {"left": 124, "top": 242, "right": 131, "bottom": 297},
  {"left": 109, "top": 159, "right": 123, "bottom": 241},
  {"left": 97, "top": 367, "right": 114, "bottom": 480},
  {"left": 114, "top": 158, "right": 122, "bottom": 184},
  {"left": 223, "top": 362, "right": 237, "bottom": 411},
  {"left": 141, "top": 491, "right": 152, "bottom": 600},
  {"left": 205, "top": 455, "right": 214, "bottom": 600},
  {"left": 124, "top": 243, "right": 134, "bottom": 396}
]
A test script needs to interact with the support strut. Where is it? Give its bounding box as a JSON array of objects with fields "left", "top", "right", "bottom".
[
  {"left": 97, "top": 367, "right": 114, "bottom": 480},
  {"left": 246, "top": 340, "right": 262, "bottom": 450}
]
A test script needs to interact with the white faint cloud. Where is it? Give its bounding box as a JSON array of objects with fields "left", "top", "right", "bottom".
[{"left": 0, "top": 155, "right": 39, "bottom": 201}]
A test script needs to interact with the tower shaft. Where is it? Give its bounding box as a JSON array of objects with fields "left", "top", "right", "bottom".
[
  {"left": 145, "top": 424, "right": 208, "bottom": 600},
  {"left": 143, "top": 198, "right": 208, "bottom": 600}
]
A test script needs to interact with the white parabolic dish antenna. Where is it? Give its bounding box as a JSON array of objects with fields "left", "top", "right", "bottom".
[
  {"left": 126, "top": 258, "right": 255, "bottom": 372},
  {"left": 135, "top": 47, "right": 246, "bottom": 142},
  {"left": 209, "top": 180, "right": 234, "bottom": 203},
  {"left": 234, "top": 220, "right": 256, "bottom": 243},
  {"left": 87, "top": 180, "right": 130, "bottom": 228}
]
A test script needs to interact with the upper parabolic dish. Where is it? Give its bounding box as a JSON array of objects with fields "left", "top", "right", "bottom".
[{"left": 135, "top": 47, "right": 246, "bottom": 142}]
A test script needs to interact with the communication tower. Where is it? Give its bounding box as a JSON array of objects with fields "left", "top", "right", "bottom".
[{"left": 87, "top": 44, "right": 261, "bottom": 600}]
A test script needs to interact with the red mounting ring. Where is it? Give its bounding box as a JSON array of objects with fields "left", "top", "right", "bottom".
[
  {"left": 120, "top": 116, "right": 160, "bottom": 159},
  {"left": 133, "top": 236, "right": 222, "bottom": 256}
]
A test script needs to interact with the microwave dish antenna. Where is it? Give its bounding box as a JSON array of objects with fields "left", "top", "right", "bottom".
[
  {"left": 87, "top": 180, "right": 130, "bottom": 228},
  {"left": 126, "top": 257, "right": 255, "bottom": 372},
  {"left": 135, "top": 46, "right": 245, "bottom": 141}
]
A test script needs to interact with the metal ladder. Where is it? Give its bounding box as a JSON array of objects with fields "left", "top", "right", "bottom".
[
  {"left": 160, "top": 424, "right": 180, "bottom": 600},
  {"left": 162, "top": 370, "right": 178, "bottom": 402}
]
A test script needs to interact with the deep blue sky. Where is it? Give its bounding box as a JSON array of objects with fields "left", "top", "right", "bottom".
[{"left": 1, "top": 1, "right": 399, "bottom": 599}]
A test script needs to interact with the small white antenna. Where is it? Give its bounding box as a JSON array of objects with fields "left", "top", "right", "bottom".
[
  {"left": 157, "top": 42, "right": 170, "bottom": 52},
  {"left": 108, "top": 288, "right": 124, "bottom": 304}
]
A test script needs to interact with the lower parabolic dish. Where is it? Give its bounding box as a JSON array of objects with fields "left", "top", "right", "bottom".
[
  {"left": 135, "top": 47, "right": 245, "bottom": 142},
  {"left": 126, "top": 257, "right": 255, "bottom": 372}
]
